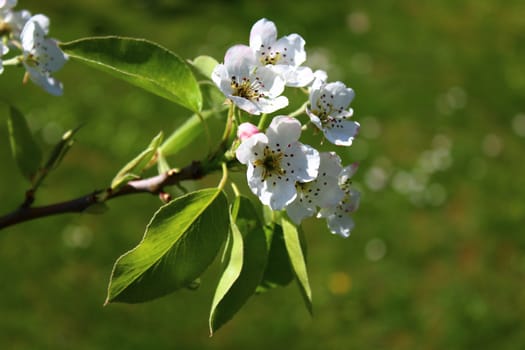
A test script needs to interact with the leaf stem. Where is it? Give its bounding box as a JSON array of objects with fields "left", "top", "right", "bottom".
[
  {"left": 257, "top": 113, "right": 270, "bottom": 130},
  {"left": 289, "top": 101, "right": 309, "bottom": 119},
  {"left": 217, "top": 162, "right": 228, "bottom": 190}
]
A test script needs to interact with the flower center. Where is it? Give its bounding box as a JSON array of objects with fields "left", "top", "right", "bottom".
[
  {"left": 230, "top": 75, "right": 265, "bottom": 101},
  {"left": 312, "top": 92, "right": 347, "bottom": 129},
  {"left": 254, "top": 145, "right": 284, "bottom": 180},
  {"left": 258, "top": 44, "right": 288, "bottom": 65}
]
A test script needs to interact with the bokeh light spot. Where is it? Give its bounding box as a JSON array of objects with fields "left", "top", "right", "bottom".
[{"left": 328, "top": 272, "right": 352, "bottom": 295}]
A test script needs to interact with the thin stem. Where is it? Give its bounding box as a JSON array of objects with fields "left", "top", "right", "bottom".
[
  {"left": 230, "top": 182, "right": 240, "bottom": 197},
  {"left": 217, "top": 162, "right": 228, "bottom": 190},
  {"left": 289, "top": 101, "right": 309, "bottom": 119},
  {"left": 2, "top": 56, "right": 23, "bottom": 66},
  {"left": 220, "top": 104, "right": 235, "bottom": 146},
  {"left": 257, "top": 113, "right": 271, "bottom": 130}
]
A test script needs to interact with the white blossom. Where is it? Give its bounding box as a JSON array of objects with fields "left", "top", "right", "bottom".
[
  {"left": 21, "top": 14, "right": 67, "bottom": 96},
  {"left": 318, "top": 163, "right": 361, "bottom": 237},
  {"left": 286, "top": 152, "right": 344, "bottom": 224},
  {"left": 307, "top": 78, "right": 360, "bottom": 146},
  {"left": 0, "top": 0, "right": 17, "bottom": 11},
  {"left": 212, "top": 44, "right": 288, "bottom": 115},
  {"left": 2, "top": 8, "right": 31, "bottom": 40},
  {"left": 236, "top": 116, "right": 320, "bottom": 210},
  {"left": 249, "top": 18, "right": 314, "bottom": 87}
]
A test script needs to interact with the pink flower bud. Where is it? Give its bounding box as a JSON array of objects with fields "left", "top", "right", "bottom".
[{"left": 237, "top": 122, "right": 260, "bottom": 141}]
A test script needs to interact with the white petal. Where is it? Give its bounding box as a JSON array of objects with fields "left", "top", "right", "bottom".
[
  {"left": 266, "top": 116, "right": 302, "bottom": 143},
  {"left": 325, "top": 82, "right": 354, "bottom": 109},
  {"left": 312, "top": 70, "right": 328, "bottom": 83},
  {"left": 224, "top": 45, "right": 256, "bottom": 78},
  {"left": 314, "top": 152, "right": 345, "bottom": 207},
  {"left": 0, "top": 0, "right": 17, "bottom": 10},
  {"left": 323, "top": 120, "right": 360, "bottom": 146},
  {"left": 326, "top": 214, "right": 355, "bottom": 238},
  {"left": 280, "top": 65, "right": 314, "bottom": 87},
  {"left": 25, "top": 66, "right": 63, "bottom": 96},
  {"left": 339, "top": 163, "right": 359, "bottom": 184},
  {"left": 36, "top": 38, "right": 67, "bottom": 72},
  {"left": 254, "top": 95, "right": 289, "bottom": 114},
  {"left": 284, "top": 143, "right": 320, "bottom": 182},
  {"left": 250, "top": 18, "right": 277, "bottom": 51},
  {"left": 229, "top": 95, "right": 262, "bottom": 115},
  {"left": 235, "top": 133, "right": 268, "bottom": 164},
  {"left": 211, "top": 64, "right": 233, "bottom": 95},
  {"left": 254, "top": 65, "right": 285, "bottom": 97},
  {"left": 306, "top": 109, "right": 323, "bottom": 130},
  {"left": 247, "top": 167, "right": 297, "bottom": 210},
  {"left": 308, "top": 78, "right": 325, "bottom": 106},
  {"left": 286, "top": 198, "right": 316, "bottom": 224},
  {"left": 5, "top": 9, "right": 32, "bottom": 35},
  {"left": 273, "top": 33, "right": 306, "bottom": 66},
  {"left": 266, "top": 179, "right": 297, "bottom": 210}
]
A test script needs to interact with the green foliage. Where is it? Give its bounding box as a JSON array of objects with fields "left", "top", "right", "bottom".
[
  {"left": 111, "top": 131, "right": 163, "bottom": 189},
  {"left": 42, "top": 127, "right": 80, "bottom": 172},
  {"left": 159, "top": 109, "right": 226, "bottom": 160},
  {"left": 6, "top": 106, "right": 42, "bottom": 181},
  {"left": 257, "top": 224, "right": 295, "bottom": 292},
  {"left": 60, "top": 37, "right": 202, "bottom": 112},
  {"left": 209, "top": 197, "right": 269, "bottom": 335},
  {"left": 106, "top": 188, "right": 229, "bottom": 303},
  {"left": 281, "top": 215, "right": 312, "bottom": 314},
  {"left": 190, "top": 55, "right": 219, "bottom": 79}
]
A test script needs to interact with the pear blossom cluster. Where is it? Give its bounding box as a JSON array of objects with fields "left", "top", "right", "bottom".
[
  {"left": 0, "top": 0, "right": 67, "bottom": 95},
  {"left": 214, "top": 18, "right": 362, "bottom": 237}
]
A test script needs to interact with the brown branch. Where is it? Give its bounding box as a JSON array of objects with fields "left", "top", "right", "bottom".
[{"left": 0, "top": 160, "right": 206, "bottom": 230}]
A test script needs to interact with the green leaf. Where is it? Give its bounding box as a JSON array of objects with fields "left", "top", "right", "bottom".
[
  {"left": 111, "top": 131, "right": 163, "bottom": 189},
  {"left": 209, "top": 204, "right": 244, "bottom": 335},
  {"left": 6, "top": 106, "right": 42, "bottom": 181},
  {"left": 156, "top": 151, "right": 171, "bottom": 174},
  {"left": 209, "top": 197, "right": 269, "bottom": 335},
  {"left": 61, "top": 37, "right": 202, "bottom": 112},
  {"left": 189, "top": 55, "right": 226, "bottom": 111},
  {"left": 281, "top": 215, "right": 313, "bottom": 314},
  {"left": 106, "top": 188, "right": 229, "bottom": 304},
  {"left": 256, "top": 224, "right": 295, "bottom": 293},
  {"left": 159, "top": 108, "right": 226, "bottom": 161},
  {"left": 43, "top": 126, "right": 81, "bottom": 171},
  {"left": 190, "top": 55, "right": 219, "bottom": 79}
]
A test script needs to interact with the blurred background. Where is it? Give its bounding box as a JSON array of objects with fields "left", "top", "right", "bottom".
[{"left": 1, "top": 0, "right": 524, "bottom": 349}]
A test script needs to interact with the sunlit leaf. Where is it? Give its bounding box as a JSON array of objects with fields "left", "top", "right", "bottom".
[
  {"left": 190, "top": 55, "right": 219, "bottom": 79},
  {"left": 159, "top": 108, "right": 226, "bottom": 162},
  {"left": 61, "top": 37, "right": 202, "bottom": 112},
  {"left": 111, "top": 131, "right": 163, "bottom": 189},
  {"left": 106, "top": 188, "right": 229, "bottom": 303},
  {"left": 6, "top": 106, "right": 42, "bottom": 181},
  {"left": 282, "top": 215, "right": 312, "bottom": 314},
  {"left": 209, "top": 197, "right": 269, "bottom": 335}
]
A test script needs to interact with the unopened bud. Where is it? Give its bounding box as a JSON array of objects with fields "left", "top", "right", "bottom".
[
  {"left": 237, "top": 122, "right": 260, "bottom": 141},
  {"left": 159, "top": 192, "right": 172, "bottom": 203}
]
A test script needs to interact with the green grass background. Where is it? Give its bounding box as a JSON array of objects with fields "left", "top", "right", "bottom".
[{"left": 1, "top": 0, "right": 524, "bottom": 349}]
